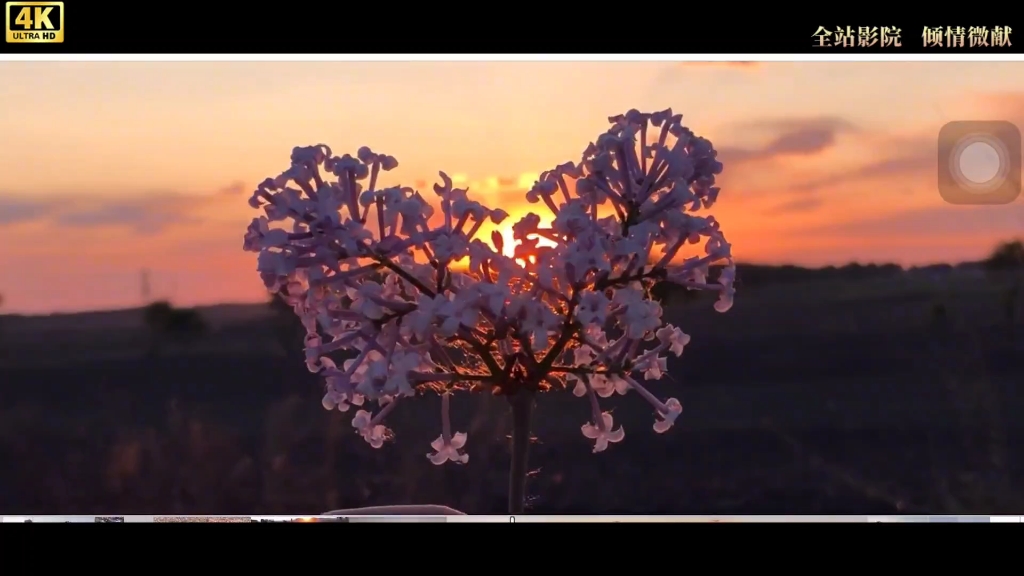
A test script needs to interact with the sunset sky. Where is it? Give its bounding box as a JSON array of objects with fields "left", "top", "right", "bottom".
[{"left": 1, "top": 60, "right": 1024, "bottom": 313}]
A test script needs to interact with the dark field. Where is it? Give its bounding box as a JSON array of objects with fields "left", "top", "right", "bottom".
[{"left": 1, "top": 270, "right": 1022, "bottom": 515}]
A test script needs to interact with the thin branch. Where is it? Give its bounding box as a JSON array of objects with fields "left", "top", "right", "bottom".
[{"left": 456, "top": 330, "right": 504, "bottom": 377}]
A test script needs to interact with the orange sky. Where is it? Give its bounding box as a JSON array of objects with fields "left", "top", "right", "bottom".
[{"left": 1, "top": 61, "right": 1023, "bottom": 314}]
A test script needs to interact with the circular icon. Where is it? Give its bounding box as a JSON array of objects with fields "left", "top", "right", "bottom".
[
  {"left": 947, "top": 133, "right": 1012, "bottom": 194},
  {"left": 959, "top": 141, "right": 1001, "bottom": 184}
]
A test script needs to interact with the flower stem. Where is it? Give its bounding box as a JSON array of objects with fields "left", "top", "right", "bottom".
[{"left": 507, "top": 390, "right": 534, "bottom": 514}]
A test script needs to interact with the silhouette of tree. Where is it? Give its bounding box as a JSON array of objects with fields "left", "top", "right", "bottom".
[
  {"left": 144, "top": 301, "right": 175, "bottom": 331},
  {"left": 143, "top": 301, "right": 208, "bottom": 355},
  {"left": 982, "top": 240, "right": 1023, "bottom": 342},
  {"left": 165, "top": 309, "right": 208, "bottom": 342},
  {"left": 985, "top": 239, "right": 1024, "bottom": 271}
]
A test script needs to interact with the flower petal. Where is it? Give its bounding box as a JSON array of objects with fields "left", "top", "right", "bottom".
[
  {"left": 572, "top": 380, "right": 587, "bottom": 397},
  {"left": 430, "top": 435, "right": 445, "bottom": 452},
  {"left": 351, "top": 410, "right": 371, "bottom": 429},
  {"left": 321, "top": 394, "right": 337, "bottom": 411},
  {"left": 664, "top": 397, "right": 683, "bottom": 415},
  {"left": 451, "top": 432, "right": 467, "bottom": 449}
]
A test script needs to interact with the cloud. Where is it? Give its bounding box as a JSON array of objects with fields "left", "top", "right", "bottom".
[
  {"left": 0, "top": 197, "right": 51, "bottom": 225},
  {"left": 0, "top": 186, "right": 239, "bottom": 233},
  {"left": 761, "top": 197, "right": 824, "bottom": 214},
  {"left": 741, "top": 117, "right": 855, "bottom": 133},
  {"left": 0, "top": 173, "right": 536, "bottom": 238},
  {"left": 798, "top": 203, "right": 1024, "bottom": 237},
  {"left": 53, "top": 197, "right": 200, "bottom": 234},
  {"left": 718, "top": 117, "right": 855, "bottom": 164},
  {"left": 793, "top": 152, "right": 934, "bottom": 192},
  {"left": 796, "top": 90, "right": 1024, "bottom": 195},
  {"left": 217, "top": 181, "right": 247, "bottom": 195}
]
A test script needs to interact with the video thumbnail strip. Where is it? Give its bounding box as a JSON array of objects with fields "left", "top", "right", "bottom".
[
  {"left": 249, "top": 516, "right": 447, "bottom": 522},
  {"left": 152, "top": 516, "right": 253, "bottom": 523}
]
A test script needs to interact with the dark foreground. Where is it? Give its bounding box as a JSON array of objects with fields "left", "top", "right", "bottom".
[{"left": 1, "top": 272, "right": 1022, "bottom": 515}]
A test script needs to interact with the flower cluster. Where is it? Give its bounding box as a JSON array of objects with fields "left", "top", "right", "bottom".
[{"left": 243, "top": 109, "right": 735, "bottom": 460}]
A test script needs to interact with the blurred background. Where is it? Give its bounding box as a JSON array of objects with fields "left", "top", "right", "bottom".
[{"left": 0, "top": 61, "right": 1022, "bottom": 514}]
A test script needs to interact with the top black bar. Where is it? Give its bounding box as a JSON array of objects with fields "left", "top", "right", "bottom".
[{"left": 1, "top": 4, "right": 1020, "bottom": 54}]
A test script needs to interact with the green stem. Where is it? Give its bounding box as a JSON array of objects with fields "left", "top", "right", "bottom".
[{"left": 508, "top": 391, "right": 534, "bottom": 514}]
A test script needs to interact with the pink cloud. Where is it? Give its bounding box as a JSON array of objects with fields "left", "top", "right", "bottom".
[
  {"left": 718, "top": 117, "right": 855, "bottom": 165},
  {"left": 0, "top": 182, "right": 244, "bottom": 233}
]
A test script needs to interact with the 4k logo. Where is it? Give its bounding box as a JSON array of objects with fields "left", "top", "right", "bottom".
[{"left": 6, "top": 2, "right": 63, "bottom": 43}]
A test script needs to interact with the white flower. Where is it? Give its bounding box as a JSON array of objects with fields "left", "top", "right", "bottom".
[
  {"left": 575, "top": 373, "right": 628, "bottom": 398},
  {"left": 256, "top": 250, "right": 297, "bottom": 283},
  {"left": 320, "top": 358, "right": 365, "bottom": 412},
  {"left": 352, "top": 409, "right": 389, "bottom": 449},
  {"left": 439, "top": 298, "right": 479, "bottom": 336},
  {"left": 347, "top": 283, "right": 386, "bottom": 320},
  {"left": 243, "top": 109, "right": 736, "bottom": 465},
  {"left": 405, "top": 294, "right": 450, "bottom": 340},
  {"left": 576, "top": 291, "right": 609, "bottom": 326},
  {"left": 427, "top": 393, "right": 468, "bottom": 464},
  {"left": 571, "top": 373, "right": 627, "bottom": 398},
  {"left": 243, "top": 216, "right": 290, "bottom": 251},
  {"left": 383, "top": 351, "right": 421, "bottom": 397},
  {"left": 322, "top": 387, "right": 364, "bottom": 412},
  {"left": 656, "top": 325, "right": 691, "bottom": 357},
  {"left": 581, "top": 412, "right": 625, "bottom": 453},
  {"left": 653, "top": 398, "right": 683, "bottom": 434},
  {"left": 714, "top": 264, "right": 736, "bottom": 313},
  {"left": 428, "top": 432, "right": 469, "bottom": 465},
  {"left": 637, "top": 355, "right": 668, "bottom": 380}
]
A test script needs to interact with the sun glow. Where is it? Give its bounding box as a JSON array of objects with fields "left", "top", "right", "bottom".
[
  {"left": 445, "top": 209, "right": 557, "bottom": 271},
  {"left": 490, "top": 211, "right": 558, "bottom": 260}
]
